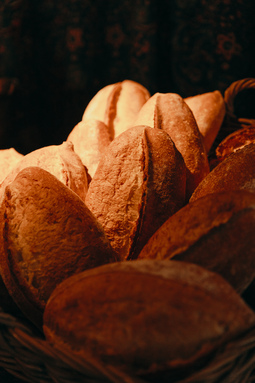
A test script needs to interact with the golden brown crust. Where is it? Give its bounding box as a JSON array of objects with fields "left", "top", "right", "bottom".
[
  {"left": 43, "top": 259, "right": 255, "bottom": 377},
  {"left": 82, "top": 80, "right": 150, "bottom": 139},
  {"left": 0, "top": 141, "right": 89, "bottom": 204},
  {"left": 82, "top": 83, "right": 118, "bottom": 123},
  {"left": 138, "top": 190, "right": 255, "bottom": 293},
  {"left": 215, "top": 126, "right": 255, "bottom": 162},
  {"left": 190, "top": 142, "right": 255, "bottom": 202},
  {"left": 85, "top": 125, "right": 186, "bottom": 260},
  {"left": 103, "top": 82, "right": 122, "bottom": 139},
  {"left": 0, "top": 166, "right": 118, "bottom": 328},
  {"left": 67, "top": 119, "right": 112, "bottom": 178},
  {"left": 134, "top": 92, "right": 210, "bottom": 199},
  {"left": 0, "top": 148, "right": 23, "bottom": 183},
  {"left": 185, "top": 90, "right": 226, "bottom": 153}
]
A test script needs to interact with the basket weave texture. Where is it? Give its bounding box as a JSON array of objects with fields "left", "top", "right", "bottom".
[
  {"left": 0, "top": 79, "right": 255, "bottom": 383},
  {"left": 0, "top": 310, "right": 255, "bottom": 383},
  {"left": 210, "top": 78, "right": 255, "bottom": 154}
]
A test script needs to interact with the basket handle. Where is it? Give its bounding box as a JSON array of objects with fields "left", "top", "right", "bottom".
[{"left": 224, "top": 78, "right": 255, "bottom": 119}]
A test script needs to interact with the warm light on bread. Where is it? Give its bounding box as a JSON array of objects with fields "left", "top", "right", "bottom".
[
  {"left": 138, "top": 190, "right": 255, "bottom": 294},
  {"left": 85, "top": 125, "right": 186, "bottom": 260},
  {"left": 184, "top": 90, "right": 226, "bottom": 153},
  {"left": 43, "top": 260, "right": 255, "bottom": 379},
  {"left": 134, "top": 92, "right": 210, "bottom": 199},
  {"left": 82, "top": 79, "right": 150, "bottom": 139},
  {"left": 0, "top": 166, "right": 118, "bottom": 328},
  {"left": 0, "top": 148, "right": 23, "bottom": 183},
  {"left": 0, "top": 141, "right": 89, "bottom": 203},
  {"left": 67, "top": 119, "right": 112, "bottom": 178},
  {"left": 190, "top": 142, "right": 255, "bottom": 202}
]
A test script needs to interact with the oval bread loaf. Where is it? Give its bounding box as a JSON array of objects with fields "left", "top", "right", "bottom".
[
  {"left": 0, "top": 166, "right": 118, "bottom": 327},
  {"left": 0, "top": 141, "right": 89, "bottom": 203},
  {"left": 184, "top": 90, "right": 226, "bottom": 153},
  {"left": 82, "top": 79, "right": 150, "bottom": 139},
  {"left": 0, "top": 148, "right": 23, "bottom": 183},
  {"left": 43, "top": 259, "right": 255, "bottom": 379},
  {"left": 67, "top": 119, "right": 112, "bottom": 178},
  {"left": 215, "top": 126, "right": 255, "bottom": 163},
  {"left": 190, "top": 142, "right": 255, "bottom": 202},
  {"left": 138, "top": 190, "right": 255, "bottom": 293},
  {"left": 85, "top": 125, "right": 186, "bottom": 260},
  {"left": 134, "top": 92, "right": 210, "bottom": 198}
]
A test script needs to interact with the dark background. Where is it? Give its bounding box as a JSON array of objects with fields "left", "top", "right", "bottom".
[{"left": 1, "top": 0, "right": 255, "bottom": 156}]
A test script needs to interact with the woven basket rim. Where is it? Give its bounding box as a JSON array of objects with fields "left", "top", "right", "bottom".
[
  {"left": 0, "top": 309, "right": 255, "bottom": 383},
  {"left": 224, "top": 77, "right": 255, "bottom": 117}
]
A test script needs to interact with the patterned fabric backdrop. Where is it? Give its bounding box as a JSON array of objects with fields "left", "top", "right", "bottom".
[{"left": 0, "top": 0, "right": 255, "bottom": 154}]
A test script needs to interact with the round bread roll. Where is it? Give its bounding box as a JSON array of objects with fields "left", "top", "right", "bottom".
[
  {"left": 138, "top": 190, "right": 255, "bottom": 293},
  {"left": 43, "top": 260, "right": 255, "bottom": 380},
  {"left": 67, "top": 119, "right": 112, "bottom": 178},
  {"left": 82, "top": 79, "right": 150, "bottom": 139},
  {"left": 215, "top": 126, "right": 255, "bottom": 162},
  {"left": 184, "top": 90, "right": 226, "bottom": 153},
  {"left": 134, "top": 92, "right": 210, "bottom": 199},
  {"left": 190, "top": 142, "right": 255, "bottom": 202},
  {"left": 0, "top": 148, "right": 23, "bottom": 183},
  {"left": 0, "top": 141, "right": 89, "bottom": 204},
  {"left": 85, "top": 125, "right": 186, "bottom": 261},
  {"left": 0, "top": 166, "right": 118, "bottom": 328}
]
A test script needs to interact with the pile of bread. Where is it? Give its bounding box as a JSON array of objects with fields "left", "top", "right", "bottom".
[{"left": 0, "top": 79, "right": 255, "bottom": 381}]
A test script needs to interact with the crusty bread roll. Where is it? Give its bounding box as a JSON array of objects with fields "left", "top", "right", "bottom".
[
  {"left": 190, "top": 142, "right": 255, "bottom": 202},
  {"left": 0, "top": 148, "right": 23, "bottom": 182},
  {"left": 43, "top": 260, "right": 255, "bottom": 379},
  {"left": 0, "top": 141, "right": 89, "bottom": 203},
  {"left": 134, "top": 92, "right": 210, "bottom": 199},
  {"left": 0, "top": 166, "right": 118, "bottom": 327},
  {"left": 184, "top": 90, "right": 226, "bottom": 153},
  {"left": 85, "top": 125, "right": 186, "bottom": 260},
  {"left": 138, "top": 190, "right": 255, "bottom": 293},
  {"left": 82, "top": 79, "right": 150, "bottom": 139},
  {"left": 215, "top": 126, "right": 255, "bottom": 162},
  {"left": 67, "top": 119, "right": 112, "bottom": 178}
]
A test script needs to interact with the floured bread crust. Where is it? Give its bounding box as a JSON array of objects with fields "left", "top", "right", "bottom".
[
  {"left": 0, "top": 166, "right": 118, "bottom": 327},
  {"left": 0, "top": 141, "right": 89, "bottom": 203},
  {"left": 185, "top": 90, "right": 226, "bottom": 153},
  {"left": 67, "top": 119, "right": 112, "bottom": 178},
  {"left": 43, "top": 259, "right": 255, "bottom": 377},
  {"left": 138, "top": 190, "right": 255, "bottom": 293},
  {"left": 85, "top": 125, "right": 186, "bottom": 260},
  {"left": 0, "top": 148, "right": 23, "bottom": 183},
  {"left": 134, "top": 92, "right": 210, "bottom": 199},
  {"left": 82, "top": 80, "right": 151, "bottom": 139},
  {"left": 215, "top": 126, "right": 255, "bottom": 162},
  {"left": 190, "top": 143, "right": 255, "bottom": 202}
]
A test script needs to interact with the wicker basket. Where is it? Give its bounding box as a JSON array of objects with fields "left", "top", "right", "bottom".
[
  {"left": 0, "top": 309, "right": 255, "bottom": 383},
  {"left": 0, "top": 79, "right": 255, "bottom": 383},
  {"left": 209, "top": 77, "right": 255, "bottom": 161}
]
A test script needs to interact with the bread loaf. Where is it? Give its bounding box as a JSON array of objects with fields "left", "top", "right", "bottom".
[
  {"left": 82, "top": 79, "right": 150, "bottom": 139},
  {"left": 184, "top": 90, "right": 226, "bottom": 153},
  {"left": 0, "top": 141, "right": 89, "bottom": 203},
  {"left": 0, "top": 166, "right": 118, "bottom": 327},
  {"left": 215, "top": 126, "right": 255, "bottom": 162},
  {"left": 0, "top": 148, "right": 23, "bottom": 183},
  {"left": 138, "top": 190, "right": 255, "bottom": 293},
  {"left": 67, "top": 119, "right": 112, "bottom": 178},
  {"left": 134, "top": 92, "right": 210, "bottom": 198},
  {"left": 190, "top": 142, "right": 255, "bottom": 202},
  {"left": 85, "top": 125, "right": 186, "bottom": 260},
  {"left": 43, "top": 259, "right": 255, "bottom": 379}
]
